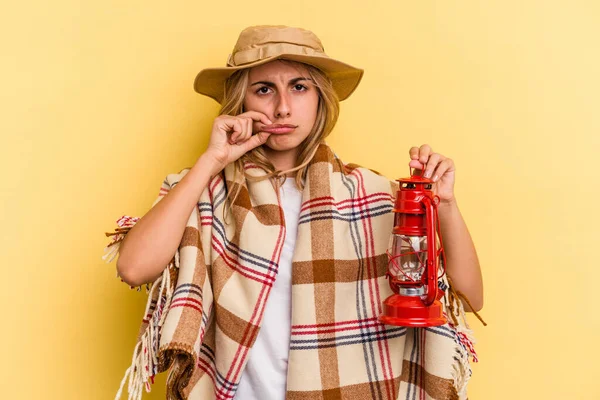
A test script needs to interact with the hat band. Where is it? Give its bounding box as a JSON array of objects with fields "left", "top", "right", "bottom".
[{"left": 228, "top": 42, "right": 327, "bottom": 67}]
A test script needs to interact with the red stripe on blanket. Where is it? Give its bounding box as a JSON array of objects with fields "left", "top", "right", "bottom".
[
  {"left": 170, "top": 302, "right": 203, "bottom": 313},
  {"left": 197, "top": 358, "right": 219, "bottom": 393},
  {"left": 291, "top": 322, "right": 383, "bottom": 335},
  {"left": 211, "top": 237, "right": 276, "bottom": 286},
  {"left": 170, "top": 297, "right": 203, "bottom": 308},
  {"left": 420, "top": 328, "right": 427, "bottom": 400},
  {"left": 301, "top": 196, "right": 394, "bottom": 214},
  {"left": 292, "top": 316, "right": 380, "bottom": 330},
  {"left": 354, "top": 169, "right": 395, "bottom": 399},
  {"left": 208, "top": 174, "right": 223, "bottom": 200},
  {"left": 300, "top": 192, "right": 394, "bottom": 212},
  {"left": 243, "top": 164, "right": 263, "bottom": 171}
]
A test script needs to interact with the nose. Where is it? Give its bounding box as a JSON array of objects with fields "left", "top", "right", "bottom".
[{"left": 274, "top": 92, "right": 291, "bottom": 119}]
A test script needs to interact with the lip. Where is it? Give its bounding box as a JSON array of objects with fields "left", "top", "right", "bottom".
[{"left": 260, "top": 124, "right": 297, "bottom": 134}]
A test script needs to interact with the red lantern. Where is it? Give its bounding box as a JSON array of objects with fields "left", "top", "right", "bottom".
[{"left": 379, "top": 167, "right": 448, "bottom": 327}]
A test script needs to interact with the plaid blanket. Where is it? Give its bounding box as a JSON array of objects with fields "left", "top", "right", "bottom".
[{"left": 103, "top": 142, "right": 478, "bottom": 400}]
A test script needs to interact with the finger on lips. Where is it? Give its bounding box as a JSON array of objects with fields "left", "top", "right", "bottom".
[{"left": 242, "top": 110, "right": 273, "bottom": 125}]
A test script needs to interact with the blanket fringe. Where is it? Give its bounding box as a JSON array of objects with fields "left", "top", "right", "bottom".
[
  {"left": 442, "top": 275, "right": 482, "bottom": 400},
  {"left": 103, "top": 216, "right": 141, "bottom": 280},
  {"left": 102, "top": 215, "right": 177, "bottom": 399},
  {"left": 112, "top": 261, "right": 175, "bottom": 399}
]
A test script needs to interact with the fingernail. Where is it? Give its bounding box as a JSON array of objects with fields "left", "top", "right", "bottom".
[
  {"left": 424, "top": 171, "right": 431, "bottom": 178},
  {"left": 433, "top": 175, "right": 438, "bottom": 182}
]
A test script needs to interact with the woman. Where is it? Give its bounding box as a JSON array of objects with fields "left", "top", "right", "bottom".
[{"left": 104, "top": 25, "right": 484, "bottom": 400}]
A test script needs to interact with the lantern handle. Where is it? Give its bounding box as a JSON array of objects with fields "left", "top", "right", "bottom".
[
  {"left": 410, "top": 164, "right": 427, "bottom": 177},
  {"left": 434, "top": 201, "right": 448, "bottom": 280},
  {"left": 422, "top": 195, "right": 438, "bottom": 306}
]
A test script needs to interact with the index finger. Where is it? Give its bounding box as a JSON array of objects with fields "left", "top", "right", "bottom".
[{"left": 238, "top": 111, "right": 273, "bottom": 126}]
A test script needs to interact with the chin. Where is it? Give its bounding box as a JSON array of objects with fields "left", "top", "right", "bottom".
[{"left": 264, "top": 135, "right": 304, "bottom": 152}]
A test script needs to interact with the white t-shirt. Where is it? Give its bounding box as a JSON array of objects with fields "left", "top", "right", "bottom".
[{"left": 235, "top": 177, "right": 302, "bottom": 400}]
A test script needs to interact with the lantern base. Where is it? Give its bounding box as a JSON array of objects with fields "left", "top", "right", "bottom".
[{"left": 379, "top": 294, "right": 446, "bottom": 327}]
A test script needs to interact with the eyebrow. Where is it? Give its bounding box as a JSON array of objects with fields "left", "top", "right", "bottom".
[{"left": 250, "top": 77, "right": 313, "bottom": 87}]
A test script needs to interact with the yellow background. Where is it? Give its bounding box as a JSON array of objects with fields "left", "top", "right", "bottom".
[{"left": 2, "top": 1, "right": 599, "bottom": 399}]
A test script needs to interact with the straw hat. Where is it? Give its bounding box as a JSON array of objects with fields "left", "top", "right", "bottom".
[{"left": 193, "top": 25, "right": 364, "bottom": 104}]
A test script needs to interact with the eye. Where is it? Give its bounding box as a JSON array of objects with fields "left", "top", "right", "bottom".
[
  {"left": 293, "top": 84, "right": 308, "bottom": 91},
  {"left": 256, "top": 86, "right": 272, "bottom": 95}
]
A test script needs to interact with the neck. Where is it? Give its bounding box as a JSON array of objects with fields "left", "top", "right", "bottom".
[{"left": 263, "top": 147, "right": 299, "bottom": 177}]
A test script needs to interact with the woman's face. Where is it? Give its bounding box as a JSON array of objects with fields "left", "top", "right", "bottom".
[{"left": 243, "top": 60, "right": 319, "bottom": 153}]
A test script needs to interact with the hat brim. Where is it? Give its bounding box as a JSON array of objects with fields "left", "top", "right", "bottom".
[{"left": 193, "top": 53, "right": 364, "bottom": 104}]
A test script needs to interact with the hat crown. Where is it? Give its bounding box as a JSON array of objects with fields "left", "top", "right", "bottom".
[
  {"left": 194, "top": 25, "right": 364, "bottom": 103},
  {"left": 227, "top": 25, "right": 326, "bottom": 67}
]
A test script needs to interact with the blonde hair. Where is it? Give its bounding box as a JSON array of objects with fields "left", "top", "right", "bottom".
[{"left": 219, "top": 59, "right": 340, "bottom": 222}]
